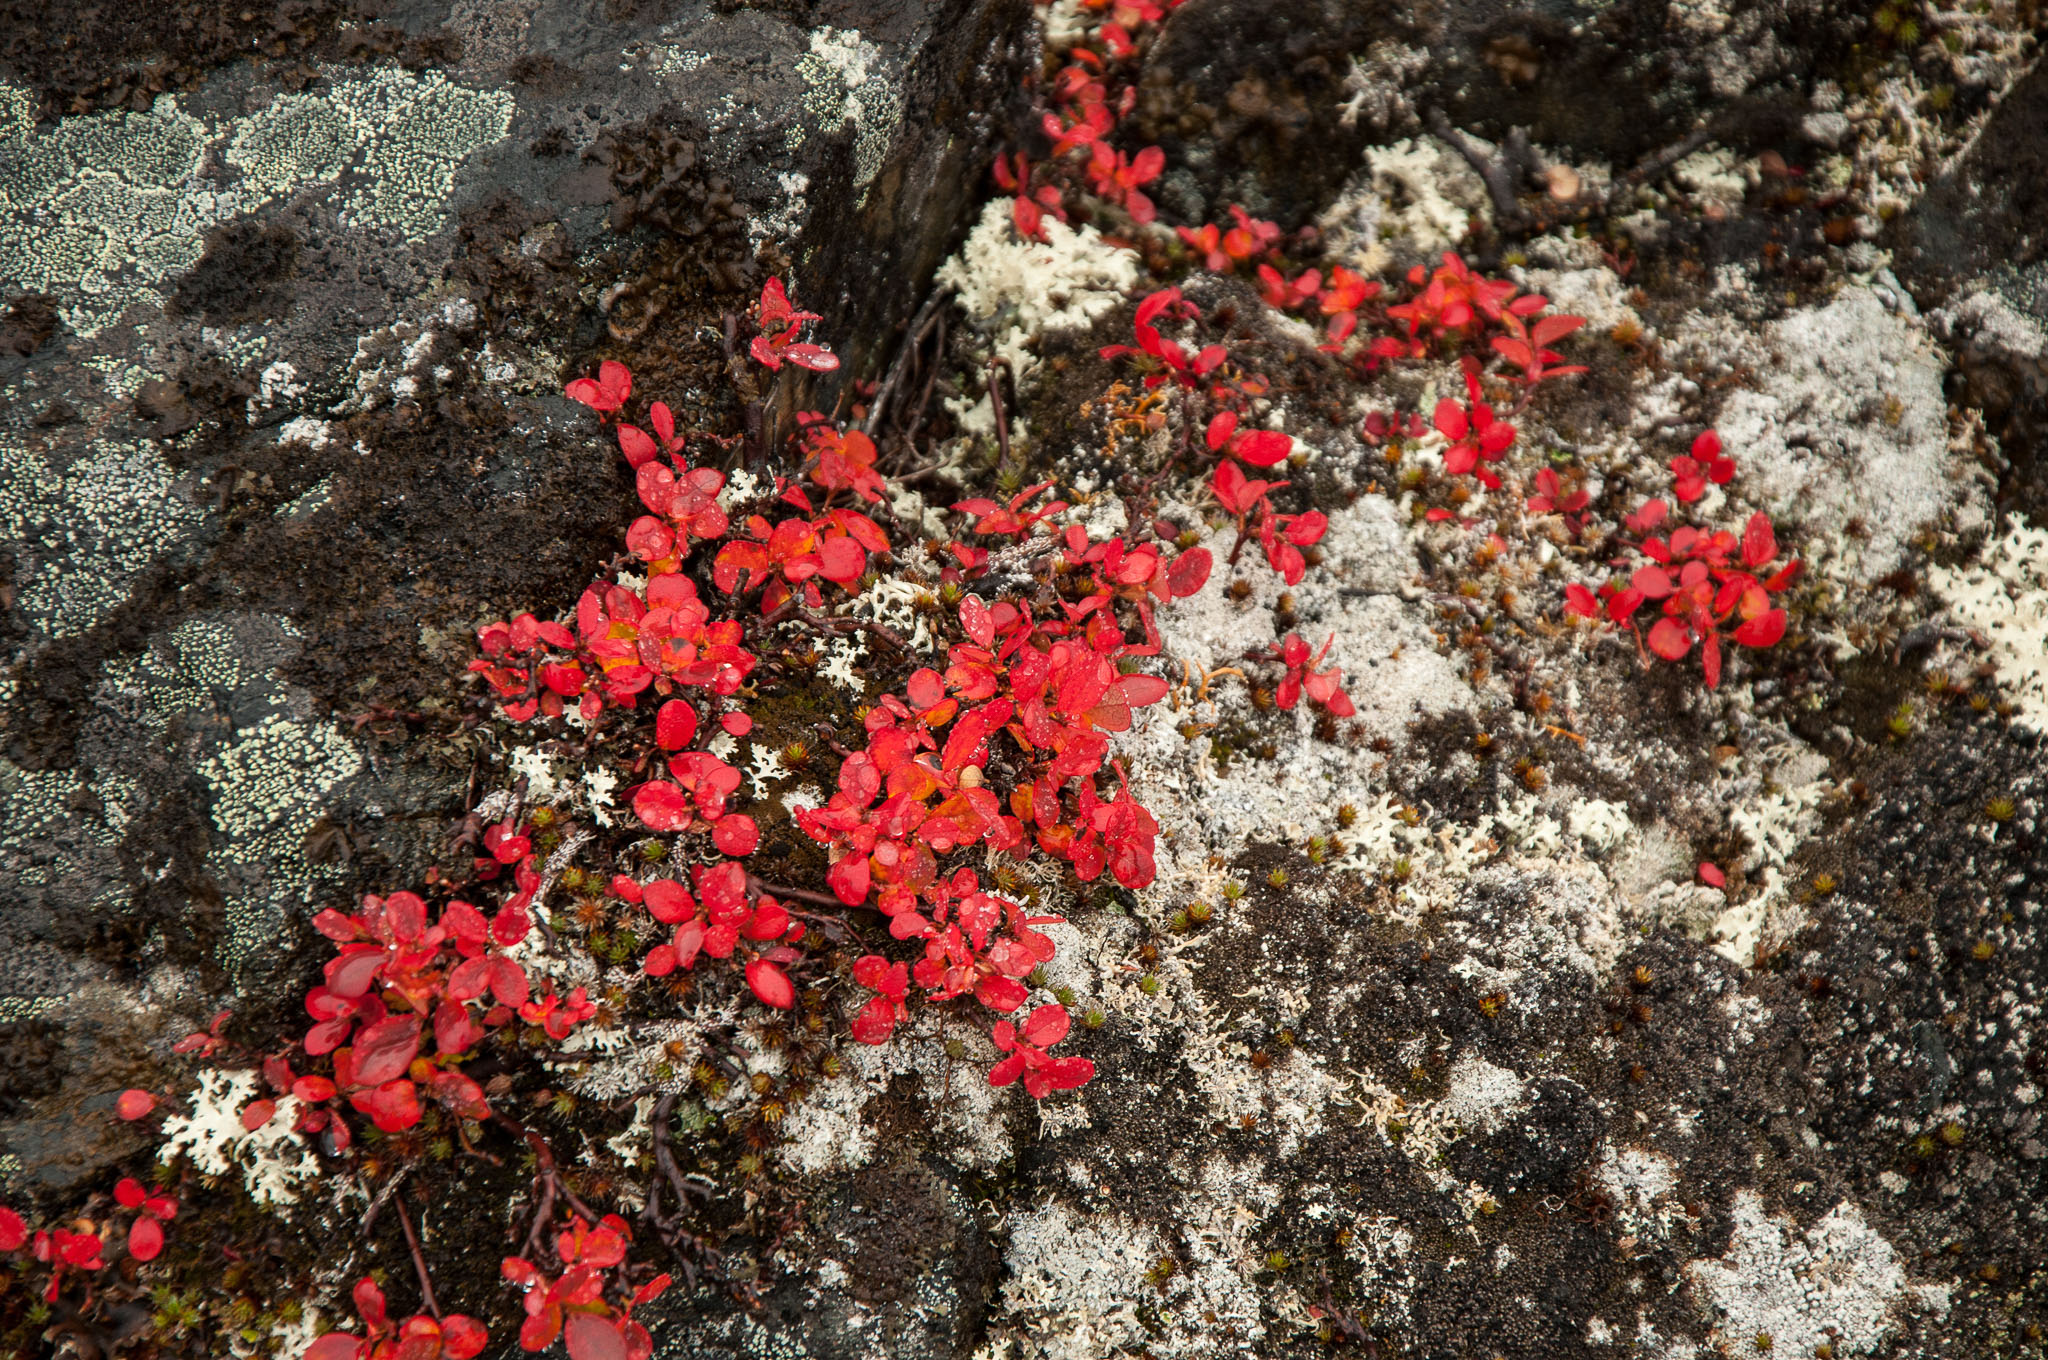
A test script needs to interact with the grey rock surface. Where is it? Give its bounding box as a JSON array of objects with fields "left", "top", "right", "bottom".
[{"left": 2, "top": 1, "right": 2046, "bottom": 1357}]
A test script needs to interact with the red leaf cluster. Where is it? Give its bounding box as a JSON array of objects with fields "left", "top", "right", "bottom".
[
  {"left": 502, "top": 1218, "right": 669, "bottom": 1360},
  {"left": 1175, "top": 206, "right": 1281, "bottom": 272},
  {"left": 266, "top": 878, "right": 593, "bottom": 1144},
  {"left": 1268, "top": 633, "right": 1355, "bottom": 717},
  {"left": 304, "top": 1276, "right": 488, "bottom": 1360},
  {"left": 1564, "top": 432, "right": 1801, "bottom": 688},
  {"left": 747, "top": 277, "right": 839, "bottom": 372}
]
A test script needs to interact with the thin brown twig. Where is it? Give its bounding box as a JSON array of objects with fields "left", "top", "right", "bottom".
[
  {"left": 880, "top": 312, "right": 949, "bottom": 476},
  {"left": 987, "top": 357, "right": 1015, "bottom": 468},
  {"left": 746, "top": 873, "right": 851, "bottom": 913},
  {"left": 865, "top": 287, "right": 952, "bottom": 436},
  {"left": 1426, "top": 109, "right": 1521, "bottom": 225},
  {"left": 392, "top": 1191, "right": 442, "bottom": 1320}
]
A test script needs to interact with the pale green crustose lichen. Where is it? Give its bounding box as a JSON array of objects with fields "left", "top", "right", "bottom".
[
  {"left": 0, "top": 68, "right": 512, "bottom": 337},
  {"left": 793, "top": 28, "right": 903, "bottom": 195},
  {"left": 0, "top": 431, "right": 208, "bottom": 640}
]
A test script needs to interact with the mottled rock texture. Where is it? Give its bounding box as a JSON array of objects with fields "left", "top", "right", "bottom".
[{"left": 3, "top": 0, "right": 2047, "bottom": 1357}]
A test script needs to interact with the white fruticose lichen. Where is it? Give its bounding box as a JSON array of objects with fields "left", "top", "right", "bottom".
[
  {"left": 159, "top": 1069, "right": 320, "bottom": 1208},
  {"left": 819, "top": 633, "right": 868, "bottom": 692},
  {"left": 0, "top": 433, "right": 208, "bottom": 639},
  {"left": 1315, "top": 136, "right": 1492, "bottom": 277},
  {"left": 0, "top": 69, "right": 510, "bottom": 336},
  {"left": 937, "top": 197, "right": 1140, "bottom": 433},
  {"left": 1927, "top": 515, "right": 2048, "bottom": 732},
  {"left": 1567, "top": 798, "right": 1634, "bottom": 857},
  {"left": 1683, "top": 1190, "right": 1928, "bottom": 1356}
]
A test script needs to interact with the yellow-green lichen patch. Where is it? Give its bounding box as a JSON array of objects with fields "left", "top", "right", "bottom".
[
  {"left": 0, "top": 432, "right": 208, "bottom": 640},
  {"left": 0, "top": 68, "right": 512, "bottom": 336},
  {"left": 195, "top": 712, "right": 364, "bottom": 969},
  {"left": 794, "top": 28, "right": 903, "bottom": 195}
]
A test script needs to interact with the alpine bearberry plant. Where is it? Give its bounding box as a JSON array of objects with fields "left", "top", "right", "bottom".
[
  {"left": 1564, "top": 434, "right": 1801, "bottom": 688},
  {"left": 19, "top": 3, "right": 1824, "bottom": 1357}
]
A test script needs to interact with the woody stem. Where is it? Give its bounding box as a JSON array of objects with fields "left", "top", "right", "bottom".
[{"left": 391, "top": 1190, "right": 441, "bottom": 1320}]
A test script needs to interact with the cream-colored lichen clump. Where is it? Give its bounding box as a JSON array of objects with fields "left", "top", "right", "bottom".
[{"left": 1929, "top": 514, "right": 2048, "bottom": 732}]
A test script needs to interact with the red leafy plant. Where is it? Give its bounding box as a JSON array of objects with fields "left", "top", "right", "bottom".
[
  {"left": 1265, "top": 632, "right": 1356, "bottom": 717},
  {"left": 1564, "top": 432, "right": 1801, "bottom": 688},
  {"left": 113, "top": 1178, "right": 177, "bottom": 1263},
  {"left": 251, "top": 878, "right": 597, "bottom": 1148},
  {"left": 502, "top": 1214, "right": 670, "bottom": 1360},
  {"left": 747, "top": 277, "right": 840, "bottom": 372},
  {"left": 304, "top": 1277, "right": 488, "bottom": 1360}
]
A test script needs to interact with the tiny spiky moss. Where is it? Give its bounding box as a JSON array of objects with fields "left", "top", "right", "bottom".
[
  {"left": 1188, "top": 900, "right": 1212, "bottom": 923},
  {"left": 1138, "top": 974, "right": 1161, "bottom": 996}
]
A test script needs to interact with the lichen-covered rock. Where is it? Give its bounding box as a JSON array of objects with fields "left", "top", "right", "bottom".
[
  {"left": 0, "top": 0, "right": 1031, "bottom": 1197},
  {"left": 4, "top": 0, "right": 2047, "bottom": 1354}
]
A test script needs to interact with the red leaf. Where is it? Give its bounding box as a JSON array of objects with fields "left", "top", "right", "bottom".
[
  {"left": 1733, "top": 609, "right": 1786, "bottom": 648},
  {"left": 643, "top": 879, "right": 695, "bottom": 924},
  {"left": 1041, "top": 1055, "right": 1095, "bottom": 1091},
  {"left": 350, "top": 1015, "right": 422, "bottom": 1087},
  {"left": 434, "top": 999, "right": 484, "bottom": 1056},
  {"left": 304, "top": 1335, "right": 365, "bottom": 1360},
  {"left": 293, "top": 1075, "right": 337, "bottom": 1103},
  {"left": 616, "top": 424, "right": 658, "bottom": 467},
  {"left": 349, "top": 1079, "right": 422, "bottom": 1132},
  {"left": 784, "top": 344, "right": 841, "bottom": 372},
  {"left": 817, "top": 535, "right": 866, "bottom": 584},
  {"left": 488, "top": 956, "right": 530, "bottom": 1008},
  {"left": 1741, "top": 512, "right": 1778, "bottom": 568},
  {"left": 654, "top": 700, "right": 698, "bottom": 752},
  {"left": 712, "top": 815, "right": 760, "bottom": 857},
  {"left": 1166, "top": 547, "right": 1212, "bottom": 598},
  {"left": 440, "top": 1316, "right": 489, "bottom": 1360},
  {"left": 239, "top": 1098, "right": 277, "bottom": 1132},
  {"left": 959, "top": 594, "right": 994, "bottom": 647},
  {"left": 746, "top": 959, "right": 795, "bottom": 1009},
  {"left": 633, "top": 781, "right": 693, "bottom": 832},
  {"left": 1021, "top": 1003, "right": 1071, "bottom": 1048},
  {"left": 1698, "top": 861, "right": 1726, "bottom": 888},
  {"left": 127, "top": 1214, "right": 164, "bottom": 1262},
  {"left": 975, "top": 974, "right": 1030, "bottom": 1012},
  {"left": 850, "top": 995, "right": 899, "bottom": 1044},
  {"left": 116, "top": 1089, "right": 157, "bottom": 1121},
  {"left": 1646, "top": 618, "right": 1692, "bottom": 661},
  {"left": 1631, "top": 565, "right": 1675, "bottom": 599},
  {"left": 1234, "top": 430, "right": 1292, "bottom": 468},
  {"left": 565, "top": 1313, "right": 631, "bottom": 1360}
]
